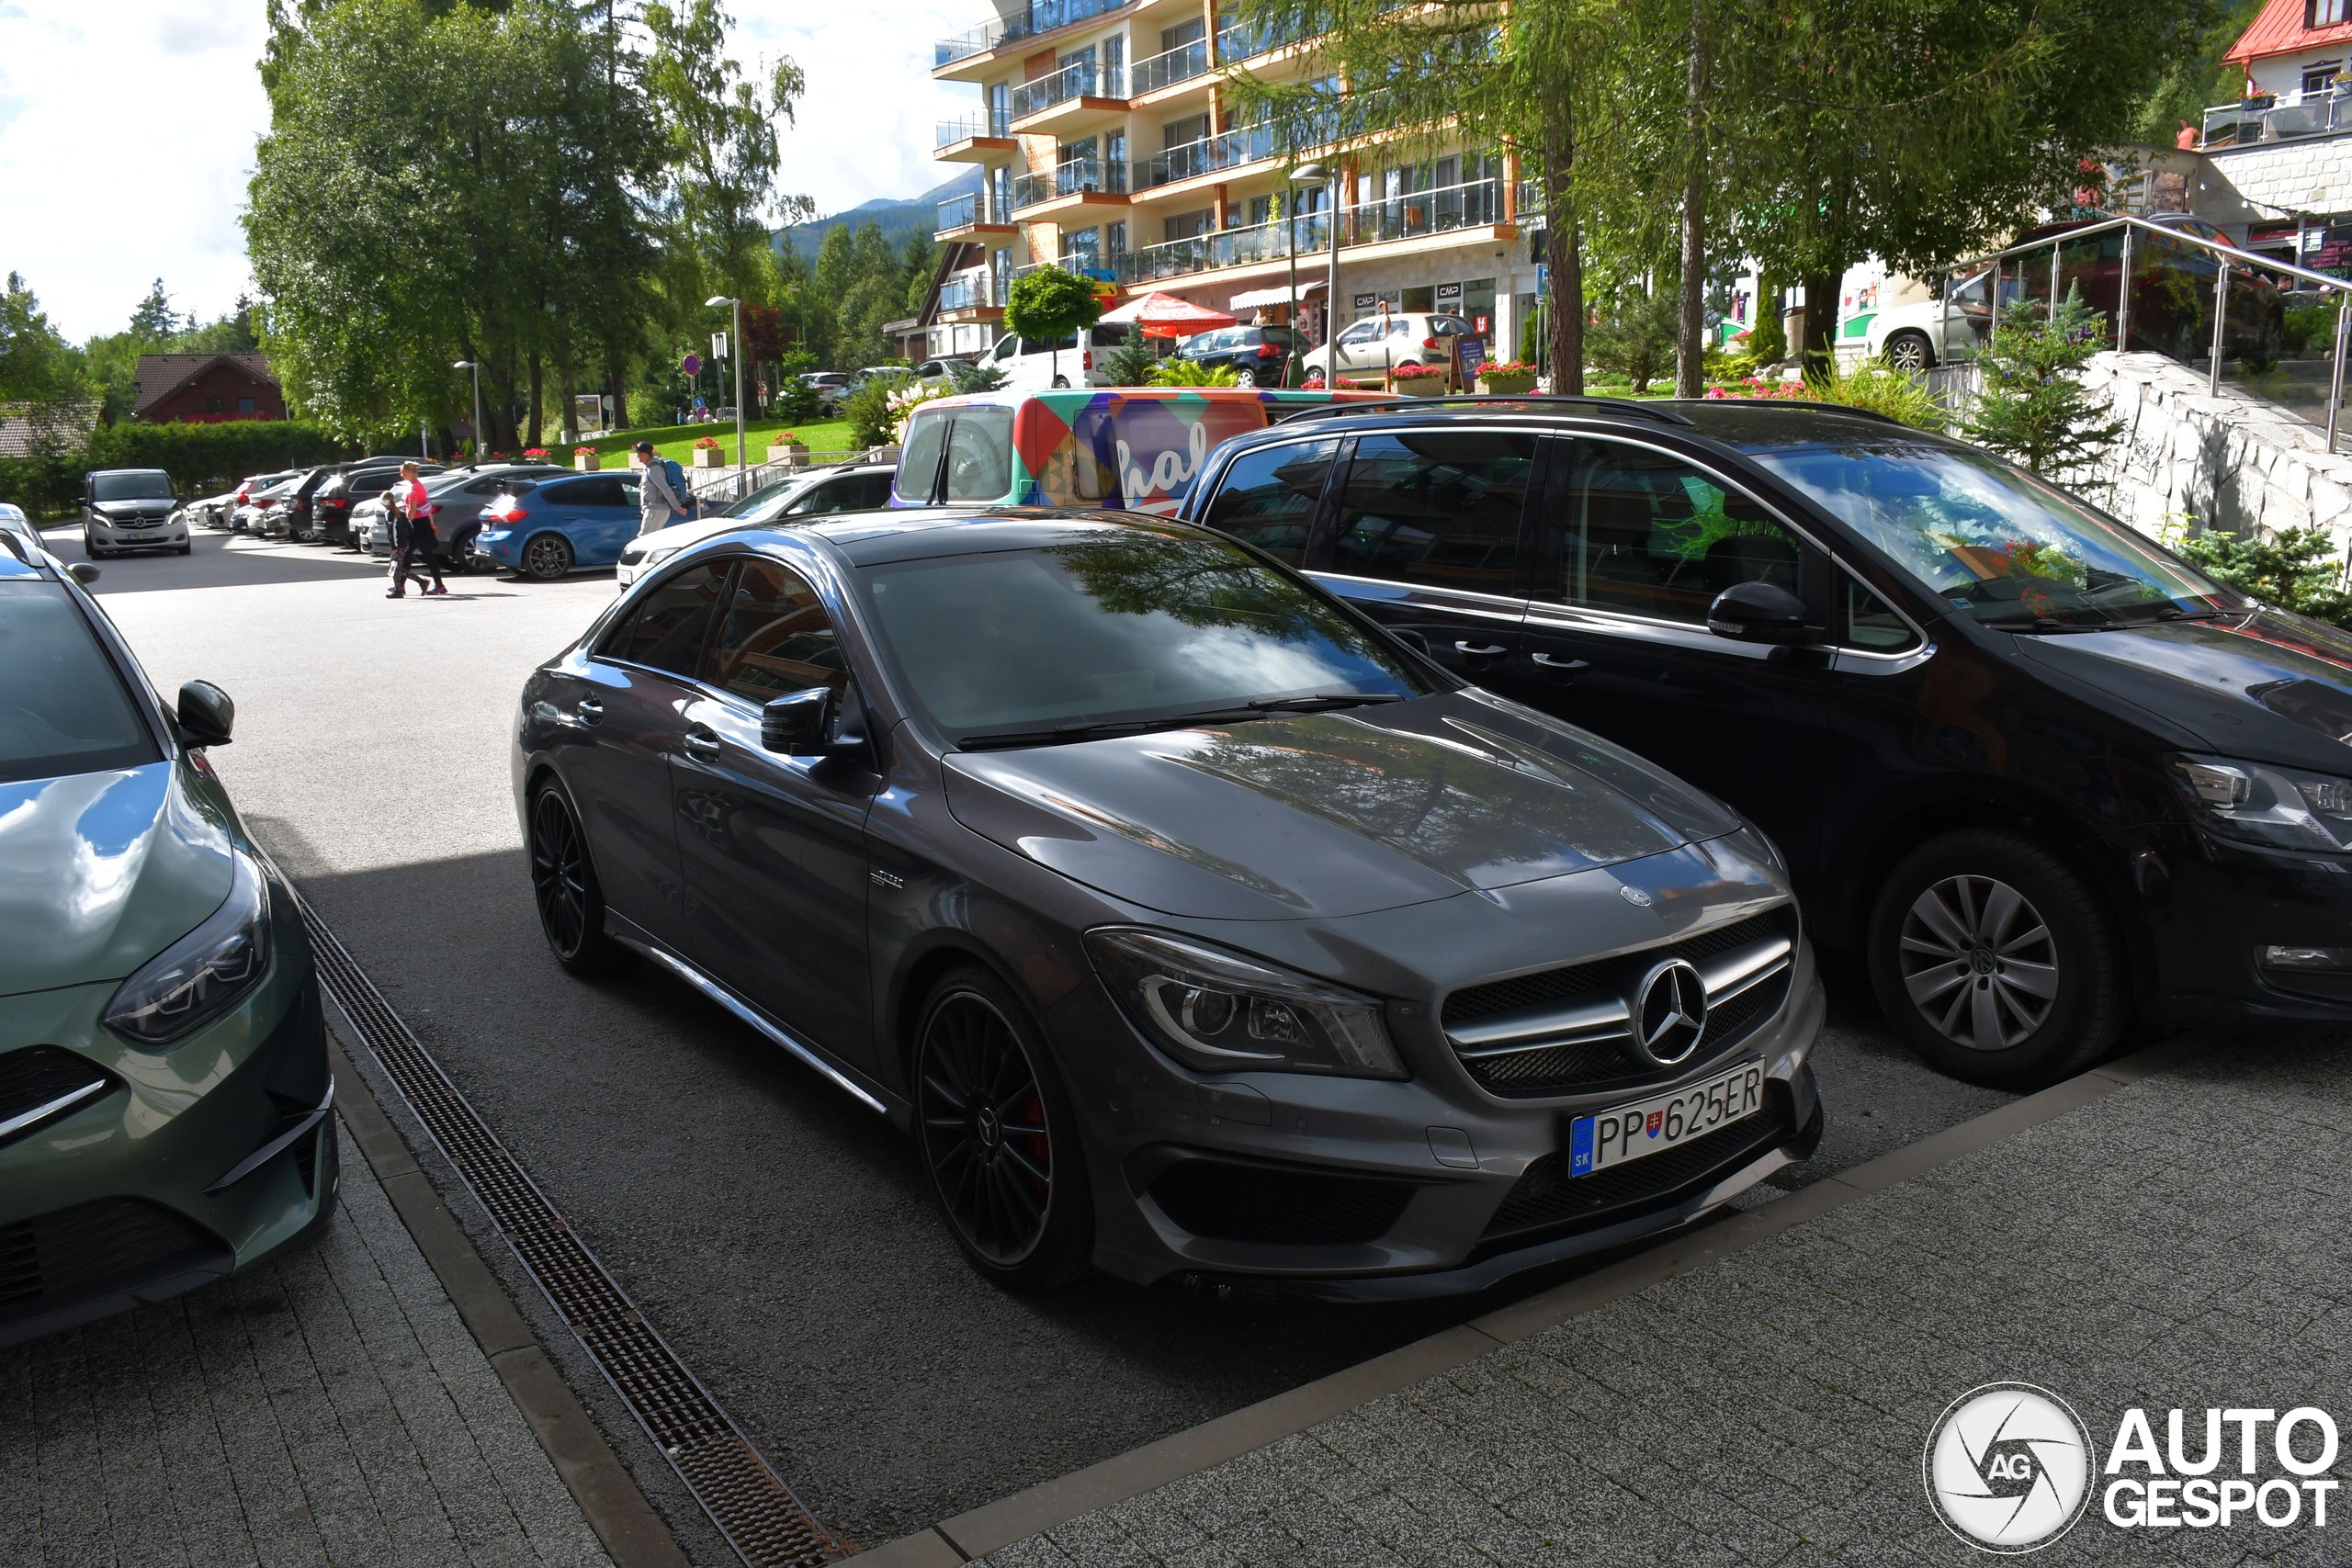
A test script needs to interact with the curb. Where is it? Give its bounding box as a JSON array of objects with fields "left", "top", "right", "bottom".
[
  {"left": 856, "top": 1031, "right": 2222, "bottom": 1565},
  {"left": 329, "top": 1033, "right": 691, "bottom": 1568}
]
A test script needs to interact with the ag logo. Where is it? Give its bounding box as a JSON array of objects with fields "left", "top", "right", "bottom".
[{"left": 1924, "top": 1383, "right": 2096, "bottom": 1553}]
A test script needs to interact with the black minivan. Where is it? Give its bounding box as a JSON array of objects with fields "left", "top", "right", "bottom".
[{"left": 1180, "top": 398, "right": 2352, "bottom": 1087}]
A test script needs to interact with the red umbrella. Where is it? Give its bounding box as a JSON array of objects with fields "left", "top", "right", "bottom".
[{"left": 1098, "top": 291, "right": 1238, "bottom": 339}]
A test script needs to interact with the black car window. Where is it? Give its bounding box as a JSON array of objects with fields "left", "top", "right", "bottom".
[
  {"left": 601, "top": 561, "right": 729, "bottom": 678},
  {"left": 1329, "top": 430, "right": 1532, "bottom": 596},
  {"left": 1551, "top": 441, "right": 1800, "bottom": 626},
  {"left": 943, "top": 408, "right": 1015, "bottom": 502},
  {"left": 1839, "top": 576, "right": 1922, "bottom": 652},
  {"left": 550, "top": 475, "right": 627, "bottom": 508},
  {"left": 0, "top": 582, "right": 160, "bottom": 784},
  {"left": 850, "top": 471, "right": 896, "bottom": 508},
  {"left": 1200, "top": 438, "right": 1341, "bottom": 565},
  {"left": 707, "top": 560, "right": 848, "bottom": 702}
]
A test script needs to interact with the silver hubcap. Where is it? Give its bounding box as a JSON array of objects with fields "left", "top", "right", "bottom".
[
  {"left": 1889, "top": 339, "right": 1926, "bottom": 371},
  {"left": 1899, "top": 875, "right": 2060, "bottom": 1050}
]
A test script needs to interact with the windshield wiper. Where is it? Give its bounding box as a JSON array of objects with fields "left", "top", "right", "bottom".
[
  {"left": 956, "top": 694, "right": 1408, "bottom": 751},
  {"left": 1247, "top": 692, "right": 1408, "bottom": 711}
]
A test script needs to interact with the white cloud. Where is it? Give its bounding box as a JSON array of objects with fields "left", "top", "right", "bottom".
[{"left": 0, "top": 0, "right": 270, "bottom": 340}]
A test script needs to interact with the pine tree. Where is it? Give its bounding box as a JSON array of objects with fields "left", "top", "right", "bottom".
[{"left": 1962, "top": 283, "right": 2125, "bottom": 488}]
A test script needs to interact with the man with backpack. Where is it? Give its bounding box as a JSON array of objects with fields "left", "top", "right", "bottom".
[
  {"left": 636, "top": 440, "right": 693, "bottom": 536},
  {"left": 387, "top": 461, "right": 447, "bottom": 597}
]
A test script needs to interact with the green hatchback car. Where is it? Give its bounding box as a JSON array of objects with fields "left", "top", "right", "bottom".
[{"left": 0, "top": 536, "right": 334, "bottom": 1346}]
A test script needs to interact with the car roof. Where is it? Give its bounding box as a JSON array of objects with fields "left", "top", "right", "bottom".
[
  {"left": 1213, "top": 392, "right": 1919, "bottom": 454},
  {"left": 797, "top": 505, "right": 1210, "bottom": 567}
]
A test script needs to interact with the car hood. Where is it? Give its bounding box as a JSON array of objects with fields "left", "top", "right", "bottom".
[
  {"left": 944, "top": 692, "right": 1742, "bottom": 919},
  {"left": 2015, "top": 609, "right": 2352, "bottom": 770},
  {"left": 92, "top": 499, "right": 174, "bottom": 518},
  {"left": 0, "top": 761, "right": 236, "bottom": 999}
]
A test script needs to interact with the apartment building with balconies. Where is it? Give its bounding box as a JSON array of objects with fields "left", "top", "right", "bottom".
[{"left": 918, "top": 0, "right": 1544, "bottom": 363}]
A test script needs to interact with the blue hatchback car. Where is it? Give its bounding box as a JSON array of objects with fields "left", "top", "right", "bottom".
[{"left": 473, "top": 471, "right": 647, "bottom": 580}]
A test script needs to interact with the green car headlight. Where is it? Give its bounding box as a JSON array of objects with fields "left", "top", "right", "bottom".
[
  {"left": 1086, "top": 927, "right": 1406, "bottom": 1079},
  {"left": 103, "top": 850, "right": 274, "bottom": 1048}
]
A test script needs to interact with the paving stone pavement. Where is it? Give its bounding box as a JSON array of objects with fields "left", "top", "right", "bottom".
[
  {"left": 0, "top": 1114, "right": 616, "bottom": 1568},
  {"left": 977, "top": 1035, "right": 2352, "bottom": 1567}
]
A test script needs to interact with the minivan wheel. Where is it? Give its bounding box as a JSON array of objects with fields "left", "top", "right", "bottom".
[
  {"left": 913, "top": 964, "right": 1093, "bottom": 1292},
  {"left": 1867, "top": 829, "right": 2122, "bottom": 1089},
  {"left": 1052, "top": 375, "right": 1070, "bottom": 389},
  {"left": 520, "top": 533, "right": 573, "bottom": 580},
  {"left": 528, "top": 782, "right": 620, "bottom": 976}
]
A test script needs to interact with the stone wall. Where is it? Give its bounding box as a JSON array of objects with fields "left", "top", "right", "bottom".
[
  {"left": 2204, "top": 134, "right": 2352, "bottom": 220},
  {"left": 2077, "top": 350, "right": 2352, "bottom": 558}
]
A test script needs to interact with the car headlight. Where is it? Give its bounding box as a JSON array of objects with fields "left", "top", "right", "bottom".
[
  {"left": 634, "top": 545, "right": 681, "bottom": 570},
  {"left": 2167, "top": 753, "right": 2352, "bottom": 852},
  {"left": 1085, "top": 928, "right": 1405, "bottom": 1078},
  {"left": 102, "top": 849, "right": 274, "bottom": 1047}
]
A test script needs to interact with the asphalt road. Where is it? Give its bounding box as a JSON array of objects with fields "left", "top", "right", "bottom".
[{"left": 55, "top": 522, "right": 2018, "bottom": 1552}]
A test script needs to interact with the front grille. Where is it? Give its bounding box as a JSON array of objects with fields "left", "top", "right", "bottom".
[
  {"left": 1442, "top": 907, "right": 1797, "bottom": 1099},
  {"left": 1148, "top": 1156, "right": 1417, "bottom": 1246},
  {"left": 1476, "top": 1084, "right": 1795, "bottom": 1250},
  {"left": 0, "top": 1197, "right": 229, "bottom": 1320},
  {"left": 0, "top": 1046, "right": 117, "bottom": 1148}
]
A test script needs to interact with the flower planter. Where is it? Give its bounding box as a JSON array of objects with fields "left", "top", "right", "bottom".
[
  {"left": 692, "top": 446, "right": 726, "bottom": 469},
  {"left": 1392, "top": 377, "right": 1451, "bottom": 398},
  {"left": 573, "top": 453, "right": 601, "bottom": 471},
  {"left": 766, "top": 444, "right": 809, "bottom": 465},
  {"left": 1476, "top": 373, "right": 1539, "bottom": 396}
]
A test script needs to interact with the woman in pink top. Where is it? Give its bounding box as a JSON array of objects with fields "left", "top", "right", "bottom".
[{"left": 388, "top": 462, "right": 447, "bottom": 597}]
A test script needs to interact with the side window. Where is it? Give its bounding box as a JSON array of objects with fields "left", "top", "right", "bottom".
[
  {"left": 1328, "top": 430, "right": 1533, "bottom": 595},
  {"left": 943, "top": 408, "right": 1015, "bottom": 502},
  {"left": 852, "top": 471, "right": 896, "bottom": 508},
  {"left": 707, "top": 560, "right": 849, "bottom": 703},
  {"left": 569, "top": 476, "right": 626, "bottom": 507},
  {"left": 601, "top": 561, "right": 729, "bottom": 678},
  {"left": 895, "top": 410, "right": 952, "bottom": 504},
  {"left": 1552, "top": 441, "right": 1801, "bottom": 626},
  {"left": 1838, "top": 575, "right": 1922, "bottom": 652},
  {"left": 1199, "top": 438, "right": 1340, "bottom": 565},
  {"left": 1339, "top": 321, "right": 1380, "bottom": 346},
  {"left": 539, "top": 479, "right": 586, "bottom": 507}
]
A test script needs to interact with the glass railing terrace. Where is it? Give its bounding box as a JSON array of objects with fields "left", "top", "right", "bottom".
[
  {"left": 938, "top": 270, "right": 1010, "bottom": 311},
  {"left": 1012, "top": 61, "right": 1126, "bottom": 119},
  {"left": 1131, "top": 38, "right": 1209, "bottom": 95},
  {"left": 2202, "top": 93, "right": 2352, "bottom": 148},
  {"left": 936, "top": 0, "right": 1129, "bottom": 64},
  {"left": 1132, "top": 124, "right": 1277, "bottom": 190},
  {"left": 936, "top": 114, "right": 1012, "bottom": 146},
  {"left": 937, "top": 195, "right": 979, "bottom": 232},
  {"left": 1110, "top": 179, "right": 1504, "bottom": 284},
  {"left": 1012, "top": 157, "right": 1125, "bottom": 209},
  {"left": 1215, "top": 18, "right": 1306, "bottom": 62}
]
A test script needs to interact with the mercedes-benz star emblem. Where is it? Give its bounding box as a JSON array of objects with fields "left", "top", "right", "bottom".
[{"left": 1626, "top": 959, "right": 1708, "bottom": 1066}]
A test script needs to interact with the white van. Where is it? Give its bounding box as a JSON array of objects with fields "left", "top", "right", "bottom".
[{"left": 979, "top": 326, "right": 1128, "bottom": 389}]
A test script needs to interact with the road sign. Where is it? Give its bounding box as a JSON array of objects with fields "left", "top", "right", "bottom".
[
  {"left": 711, "top": 332, "right": 729, "bottom": 361},
  {"left": 682, "top": 353, "right": 702, "bottom": 376}
]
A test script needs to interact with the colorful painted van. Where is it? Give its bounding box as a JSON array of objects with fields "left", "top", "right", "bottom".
[{"left": 889, "top": 388, "right": 1388, "bottom": 515}]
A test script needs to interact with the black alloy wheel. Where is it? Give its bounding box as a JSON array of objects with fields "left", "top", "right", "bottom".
[
  {"left": 1867, "top": 828, "right": 2122, "bottom": 1089},
  {"left": 520, "top": 533, "right": 573, "bottom": 581},
  {"left": 914, "top": 965, "right": 1092, "bottom": 1291},
  {"left": 1883, "top": 331, "right": 1934, "bottom": 373},
  {"left": 528, "top": 783, "right": 618, "bottom": 976}
]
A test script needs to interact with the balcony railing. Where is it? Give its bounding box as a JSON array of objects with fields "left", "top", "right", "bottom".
[
  {"left": 1131, "top": 37, "right": 1209, "bottom": 96},
  {"left": 1012, "top": 61, "right": 1125, "bottom": 119},
  {"left": 2202, "top": 90, "right": 2352, "bottom": 148},
  {"left": 1111, "top": 176, "right": 1506, "bottom": 284},
  {"left": 936, "top": 112, "right": 1012, "bottom": 146},
  {"left": 937, "top": 195, "right": 982, "bottom": 232},
  {"left": 1012, "top": 157, "right": 1126, "bottom": 210},
  {"left": 937, "top": 0, "right": 1129, "bottom": 68},
  {"left": 1214, "top": 17, "right": 1306, "bottom": 62},
  {"left": 1133, "top": 124, "right": 1277, "bottom": 191},
  {"left": 937, "top": 268, "right": 1010, "bottom": 312}
]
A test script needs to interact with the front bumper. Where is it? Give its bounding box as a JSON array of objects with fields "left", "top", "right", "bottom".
[
  {"left": 2130, "top": 828, "right": 2352, "bottom": 1026},
  {"left": 1051, "top": 942, "right": 1826, "bottom": 1300},
  {"left": 88, "top": 517, "right": 186, "bottom": 550},
  {"left": 0, "top": 873, "right": 337, "bottom": 1345}
]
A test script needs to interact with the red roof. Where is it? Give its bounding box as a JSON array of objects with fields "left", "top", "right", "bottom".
[{"left": 2226, "top": 0, "right": 2352, "bottom": 65}]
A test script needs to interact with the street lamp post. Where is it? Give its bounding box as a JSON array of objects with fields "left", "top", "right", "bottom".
[
  {"left": 1291, "top": 163, "right": 1340, "bottom": 384},
  {"left": 452, "top": 360, "right": 484, "bottom": 463},
  {"left": 706, "top": 295, "right": 745, "bottom": 490}
]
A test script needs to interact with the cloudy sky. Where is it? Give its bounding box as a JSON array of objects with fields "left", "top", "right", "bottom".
[{"left": 0, "top": 0, "right": 976, "bottom": 342}]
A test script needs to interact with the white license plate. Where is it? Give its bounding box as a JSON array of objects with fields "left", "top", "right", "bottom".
[{"left": 1568, "top": 1060, "right": 1765, "bottom": 1177}]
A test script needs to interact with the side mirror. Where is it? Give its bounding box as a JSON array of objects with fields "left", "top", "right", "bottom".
[
  {"left": 1391, "top": 628, "right": 1431, "bottom": 656},
  {"left": 760, "top": 686, "right": 839, "bottom": 755},
  {"left": 1707, "top": 581, "right": 1816, "bottom": 646},
  {"left": 68, "top": 562, "right": 100, "bottom": 586},
  {"left": 177, "top": 680, "right": 235, "bottom": 747}
]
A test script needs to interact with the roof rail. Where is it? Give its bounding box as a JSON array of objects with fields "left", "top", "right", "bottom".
[{"left": 1272, "top": 393, "right": 1697, "bottom": 428}]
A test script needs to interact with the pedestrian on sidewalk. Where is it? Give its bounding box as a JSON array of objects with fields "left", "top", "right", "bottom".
[
  {"left": 388, "top": 461, "right": 447, "bottom": 598},
  {"left": 635, "top": 440, "right": 693, "bottom": 536}
]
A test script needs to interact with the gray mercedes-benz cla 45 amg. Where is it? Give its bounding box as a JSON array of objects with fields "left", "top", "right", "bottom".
[{"left": 514, "top": 508, "right": 1824, "bottom": 1299}]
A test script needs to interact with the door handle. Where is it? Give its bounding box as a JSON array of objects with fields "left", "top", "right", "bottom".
[
  {"left": 1530, "top": 653, "right": 1591, "bottom": 671},
  {"left": 1453, "top": 641, "right": 1509, "bottom": 657},
  {"left": 574, "top": 697, "right": 604, "bottom": 726},
  {"left": 682, "top": 728, "right": 722, "bottom": 758}
]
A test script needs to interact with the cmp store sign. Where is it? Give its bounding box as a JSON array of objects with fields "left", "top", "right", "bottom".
[{"left": 1925, "top": 1384, "right": 2343, "bottom": 1553}]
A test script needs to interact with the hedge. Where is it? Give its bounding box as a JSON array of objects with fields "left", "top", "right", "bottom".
[{"left": 0, "top": 421, "right": 361, "bottom": 518}]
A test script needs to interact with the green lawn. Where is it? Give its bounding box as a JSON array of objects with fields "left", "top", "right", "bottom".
[{"left": 578, "top": 416, "right": 861, "bottom": 468}]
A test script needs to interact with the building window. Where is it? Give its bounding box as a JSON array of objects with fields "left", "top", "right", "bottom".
[
  {"left": 2315, "top": 0, "right": 2347, "bottom": 27},
  {"left": 238, "top": 396, "right": 256, "bottom": 414},
  {"left": 1061, "top": 226, "right": 1102, "bottom": 273},
  {"left": 2304, "top": 58, "right": 2344, "bottom": 93},
  {"left": 1106, "top": 220, "right": 1127, "bottom": 255},
  {"left": 1166, "top": 209, "right": 1214, "bottom": 243},
  {"left": 1248, "top": 194, "right": 1272, "bottom": 228},
  {"left": 207, "top": 395, "right": 226, "bottom": 414}
]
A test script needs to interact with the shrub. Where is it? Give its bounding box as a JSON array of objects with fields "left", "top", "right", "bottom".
[
  {"left": 2166, "top": 519, "right": 2352, "bottom": 628},
  {"left": 1587, "top": 284, "right": 1679, "bottom": 393},
  {"left": 1809, "top": 357, "right": 1950, "bottom": 430},
  {"left": 1004, "top": 266, "right": 1106, "bottom": 369},
  {"left": 2284, "top": 305, "right": 2336, "bottom": 356},
  {"left": 1962, "top": 282, "right": 2125, "bottom": 484},
  {"left": 947, "top": 357, "right": 1011, "bottom": 393},
  {"left": 1146, "top": 357, "right": 1239, "bottom": 387},
  {"left": 842, "top": 370, "right": 914, "bottom": 448},
  {"left": 0, "top": 419, "right": 357, "bottom": 517}
]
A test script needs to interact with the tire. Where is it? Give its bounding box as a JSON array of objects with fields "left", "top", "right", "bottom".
[
  {"left": 1883, "top": 331, "right": 1934, "bottom": 373},
  {"left": 1052, "top": 375, "right": 1071, "bottom": 389},
  {"left": 520, "top": 532, "right": 573, "bottom": 581},
  {"left": 912, "top": 964, "right": 1094, "bottom": 1292},
  {"left": 176, "top": 544, "right": 191, "bottom": 556},
  {"left": 1866, "top": 829, "right": 2123, "bottom": 1089},
  {"left": 527, "top": 781, "right": 621, "bottom": 976},
  {"left": 1233, "top": 367, "right": 1259, "bottom": 388},
  {"left": 83, "top": 532, "right": 104, "bottom": 559}
]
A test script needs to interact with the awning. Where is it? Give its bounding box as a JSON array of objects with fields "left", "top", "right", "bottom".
[
  {"left": 1226, "top": 281, "right": 1327, "bottom": 310},
  {"left": 1096, "top": 291, "right": 1237, "bottom": 337}
]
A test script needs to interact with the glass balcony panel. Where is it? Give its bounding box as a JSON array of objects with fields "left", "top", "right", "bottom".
[
  {"left": 1131, "top": 124, "right": 1277, "bottom": 191},
  {"left": 937, "top": 195, "right": 980, "bottom": 231},
  {"left": 1012, "top": 60, "right": 1127, "bottom": 118},
  {"left": 1012, "top": 157, "right": 1124, "bottom": 210},
  {"left": 938, "top": 269, "right": 1010, "bottom": 312},
  {"left": 937, "top": 112, "right": 1012, "bottom": 145},
  {"left": 1109, "top": 180, "right": 1499, "bottom": 284},
  {"left": 1131, "top": 38, "right": 1208, "bottom": 95}
]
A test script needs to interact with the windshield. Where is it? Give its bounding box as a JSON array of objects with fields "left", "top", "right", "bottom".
[
  {"left": 723, "top": 474, "right": 811, "bottom": 520},
  {"left": 0, "top": 583, "right": 160, "bottom": 783},
  {"left": 1748, "top": 438, "right": 2226, "bottom": 628},
  {"left": 92, "top": 472, "right": 173, "bottom": 502},
  {"left": 859, "top": 528, "right": 1425, "bottom": 746}
]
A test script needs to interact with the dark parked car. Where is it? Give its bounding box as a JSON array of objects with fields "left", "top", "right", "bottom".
[
  {"left": 2011, "top": 212, "right": 2286, "bottom": 368},
  {"left": 1180, "top": 398, "right": 2352, "bottom": 1087},
  {"left": 1174, "top": 324, "right": 1298, "bottom": 388},
  {"left": 514, "top": 511, "right": 1824, "bottom": 1296},
  {"left": 82, "top": 468, "right": 187, "bottom": 558},
  {"left": 281, "top": 459, "right": 444, "bottom": 546}
]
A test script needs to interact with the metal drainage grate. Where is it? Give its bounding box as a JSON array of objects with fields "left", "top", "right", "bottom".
[{"left": 288, "top": 879, "right": 840, "bottom": 1568}]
